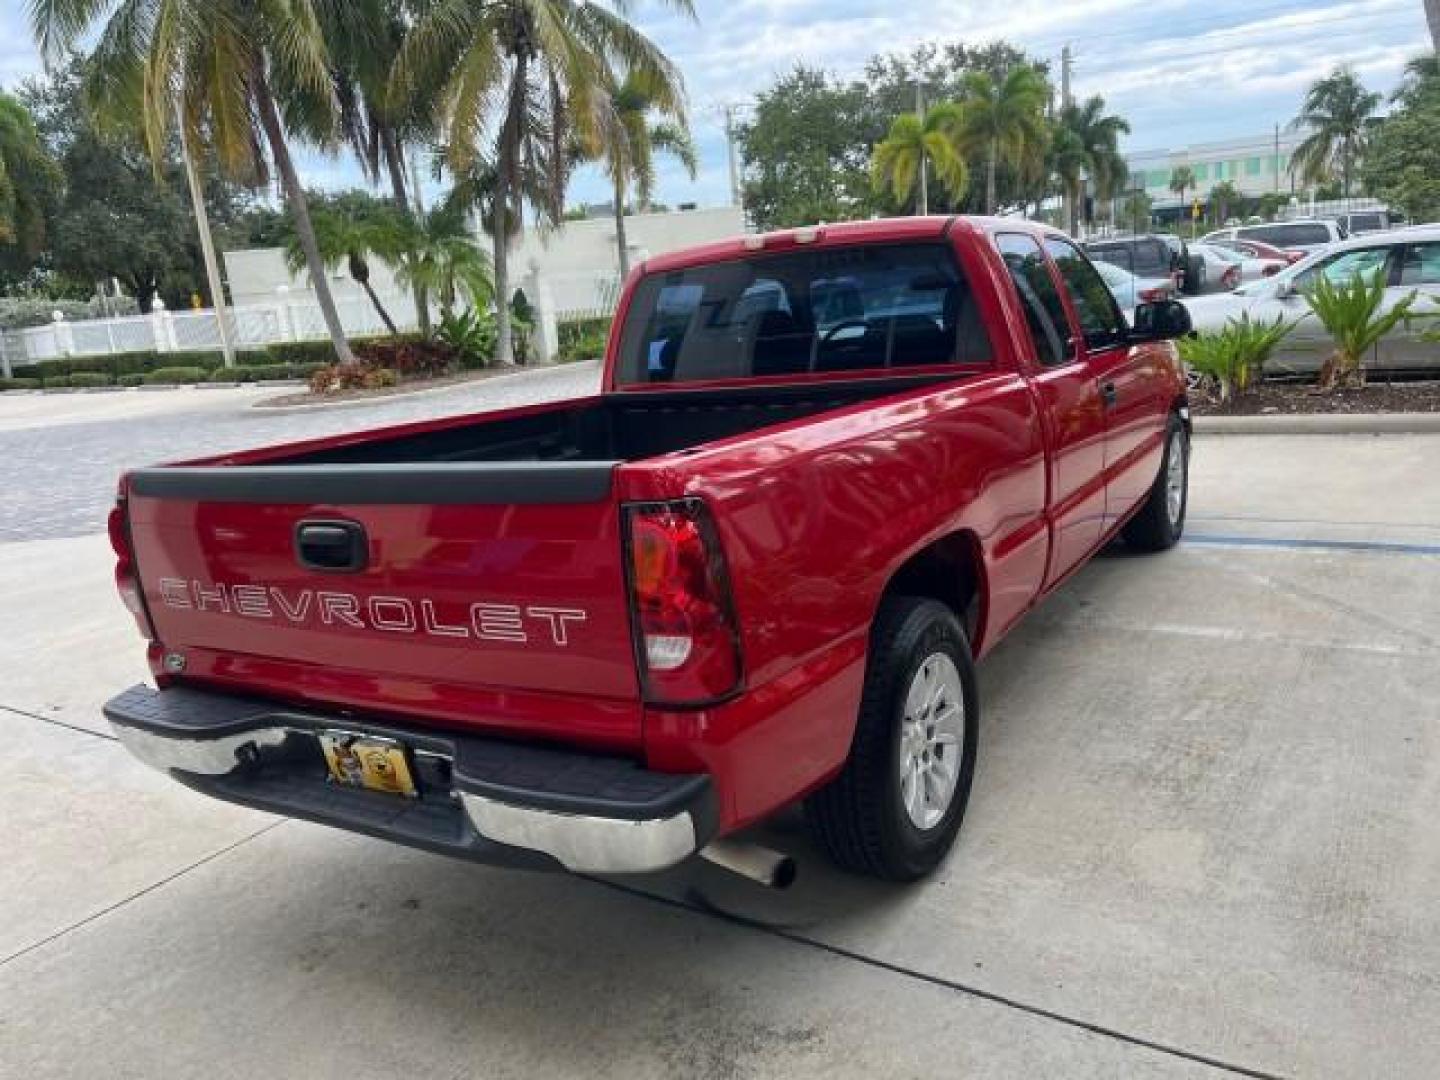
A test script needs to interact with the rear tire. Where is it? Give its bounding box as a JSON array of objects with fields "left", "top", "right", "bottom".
[
  {"left": 806, "top": 597, "right": 978, "bottom": 881},
  {"left": 1123, "top": 415, "right": 1189, "bottom": 551}
]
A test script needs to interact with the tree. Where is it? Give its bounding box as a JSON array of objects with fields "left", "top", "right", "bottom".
[
  {"left": 1364, "top": 60, "right": 1440, "bottom": 222},
  {"left": 594, "top": 70, "right": 696, "bottom": 277},
  {"left": 1426, "top": 1, "right": 1440, "bottom": 51},
  {"left": 1169, "top": 165, "right": 1197, "bottom": 232},
  {"left": 1289, "top": 68, "right": 1382, "bottom": 196},
  {"left": 396, "top": 0, "right": 693, "bottom": 366},
  {"left": 283, "top": 195, "right": 401, "bottom": 335},
  {"left": 1119, "top": 189, "right": 1153, "bottom": 233},
  {"left": 1058, "top": 96, "right": 1130, "bottom": 229},
  {"left": 376, "top": 206, "right": 493, "bottom": 323},
  {"left": 1051, "top": 126, "right": 1089, "bottom": 234},
  {"left": 0, "top": 93, "right": 58, "bottom": 266},
  {"left": 1208, "top": 181, "right": 1243, "bottom": 225},
  {"left": 34, "top": 0, "right": 361, "bottom": 364},
  {"left": 960, "top": 65, "right": 1048, "bottom": 214},
  {"left": 737, "top": 67, "right": 875, "bottom": 230},
  {"left": 871, "top": 104, "right": 968, "bottom": 214}
]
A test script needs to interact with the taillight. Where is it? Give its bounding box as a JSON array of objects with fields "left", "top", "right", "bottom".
[
  {"left": 1139, "top": 286, "right": 1167, "bottom": 302},
  {"left": 1221, "top": 266, "right": 1240, "bottom": 289},
  {"left": 108, "top": 498, "right": 154, "bottom": 639},
  {"left": 1262, "top": 264, "right": 1281, "bottom": 277},
  {"left": 624, "top": 499, "right": 742, "bottom": 705}
]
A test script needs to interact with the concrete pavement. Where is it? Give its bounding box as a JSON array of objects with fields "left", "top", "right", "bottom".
[{"left": 1, "top": 426, "right": 1438, "bottom": 1078}]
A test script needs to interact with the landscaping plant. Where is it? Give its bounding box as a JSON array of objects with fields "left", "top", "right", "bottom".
[
  {"left": 1178, "top": 314, "right": 1296, "bottom": 404},
  {"left": 1303, "top": 269, "right": 1419, "bottom": 389},
  {"left": 437, "top": 309, "right": 498, "bottom": 368}
]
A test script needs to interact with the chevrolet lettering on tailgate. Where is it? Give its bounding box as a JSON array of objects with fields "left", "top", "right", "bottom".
[{"left": 157, "top": 578, "right": 589, "bottom": 646}]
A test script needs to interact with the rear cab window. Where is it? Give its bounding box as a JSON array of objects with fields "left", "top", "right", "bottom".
[
  {"left": 1238, "top": 223, "right": 1332, "bottom": 248},
  {"left": 614, "top": 242, "right": 995, "bottom": 385}
]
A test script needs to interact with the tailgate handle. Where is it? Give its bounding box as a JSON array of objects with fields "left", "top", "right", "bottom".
[{"left": 295, "top": 520, "right": 368, "bottom": 573}]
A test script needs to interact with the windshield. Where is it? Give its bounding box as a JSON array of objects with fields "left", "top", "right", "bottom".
[
  {"left": 1237, "top": 222, "right": 1332, "bottom": 247},
  {"left": 614, "top": 242, "right": 995, "bottom": 385},
  {"left": 1235, "top": 243, "right": 1391, "bottom": 296}
]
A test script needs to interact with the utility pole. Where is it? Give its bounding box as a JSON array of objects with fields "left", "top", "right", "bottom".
[
  {"left": 915, "top": 80, "right": 929, "bottom": 215},
  {"left": 723, "top": 104, "right": 742, "bottom": 207},
  {"left": 175, "top": 100, "right": 236, "bottom": 368},
  {"left": 1060, "top": 45, "right": 1074, "bottom": 234},
  {"left": 1273, "top": 123, "right": 1281, "bottom": 194}
]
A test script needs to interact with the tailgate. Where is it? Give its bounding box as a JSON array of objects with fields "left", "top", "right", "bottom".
[{"left": 124, "top": 463, "right": 642, "bottom": 743}]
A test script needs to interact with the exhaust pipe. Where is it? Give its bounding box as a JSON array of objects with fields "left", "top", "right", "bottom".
[{"left": 699, "top": 839, "right": 797, "bottom": 889}]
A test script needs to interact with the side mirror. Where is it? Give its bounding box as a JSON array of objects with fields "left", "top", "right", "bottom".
[{"left": 1131, "top": 299, "right": 1192, "bottom": 342}]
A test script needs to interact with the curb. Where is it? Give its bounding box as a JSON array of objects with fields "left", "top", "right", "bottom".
[
  {"left": 1194, "top": 413, "right": 1440, "bottom": 435},
  {"left": 251, "top": 360, "right": 598, "bottom": 413}
]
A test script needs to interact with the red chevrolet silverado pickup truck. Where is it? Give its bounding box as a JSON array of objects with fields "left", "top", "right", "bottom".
[{"left": 105, "top": 217, "right": 1192, "bottom": 883}]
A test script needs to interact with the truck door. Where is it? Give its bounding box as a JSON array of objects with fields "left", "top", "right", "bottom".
[
  {"left": 1042, "top": 237, "right": 1170, "bottom": 532},
  {"left": 996, "top": 233, "right": 1107, "bottom": 587}
]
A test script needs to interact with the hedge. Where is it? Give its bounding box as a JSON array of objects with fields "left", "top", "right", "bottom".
[
  {"left": 118, "top": 374, "right": 145, "bottom": 387},
  {"left": 68, "top": 372, "right": 114, "bottom": 388},
  {"left": 143, "top": 367, "right": 208, "bottom": 385},
  {"left": 266, "top": 340, "right": 340, "bottom": 367},
  {"left": 0, "top": 376, "right": 41, "bottom": 390}
]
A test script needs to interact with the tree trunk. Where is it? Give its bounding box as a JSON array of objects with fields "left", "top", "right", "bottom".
[
  {"left": 492, "top": 58, "right": 528, "bottom": 367},
  {"left": 361, "top": 278, "right": 399, "bottom": 336},
  {"left": 614, "top": 176, "right": 630, "bottom": 278},
  {"left": 1427, "top": 0, "right": 1440, "bottom": 51},
  {"left": 382, "top": 131, "right": 430, "bottom": 337},
  {"left": 253, "top": 65, "right": 356, "bottom": 365},
  {"left": 986, "top": 142, "right": 997, "bottom": 214}
]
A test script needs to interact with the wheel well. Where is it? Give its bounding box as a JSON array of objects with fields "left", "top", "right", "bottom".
[{"left": 882, "top": 532, "right": 985, "bottom": 646}]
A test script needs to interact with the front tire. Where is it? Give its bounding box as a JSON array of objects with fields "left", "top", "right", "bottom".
[
  {"left": 806, "top": 597, "right": 979, "bottom": 881},
  {"left": 1123, "top": 415, "right": 1189, "bottom": 551}
]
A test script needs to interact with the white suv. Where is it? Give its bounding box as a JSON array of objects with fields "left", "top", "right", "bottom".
[{"left": 1201, "top": 219, "right": 1345, "bottom": 256}]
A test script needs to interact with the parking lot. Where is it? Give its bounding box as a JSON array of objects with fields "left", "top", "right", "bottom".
[{"left": 2, "top": 379, "right": 1438, "bottom": 1079}]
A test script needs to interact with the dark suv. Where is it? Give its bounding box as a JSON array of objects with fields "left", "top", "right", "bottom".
[{"left": 1082, "top": 234, "right": 1203, "bottom": 294}]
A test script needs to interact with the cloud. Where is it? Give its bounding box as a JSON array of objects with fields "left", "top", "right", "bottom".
[{"left": 0, "top": 0, "right": 1429, "bottom": 209}]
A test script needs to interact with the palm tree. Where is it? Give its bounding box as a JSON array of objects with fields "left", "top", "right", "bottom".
[
  {"left": 32, "top": 0, "right": 359, "bottom": 364},
  {"left": 960, "top": 66, "right": 1048, "bottom": 214},
  {"left": 283, "top": 204, "right": 400, "bottom": 336},
  {"left": 871, "top": 103, "right": 968, "bottom": 214},
  {"left": 1051, "top": 126, "right": 1089, "bottom": 234},
  {"left": 1290, "top": 68, "right": 1382, "bottom": 196},
  {"left": 1169, "top": 165, "right": 1196, "bottom": 234},
  {"left": 378, "top": 207, "right": 493, "bottom": 323},
  {"left": 1057, "top": 96, "right": 1130, "bottom": 231},
  {"left": 395, "top": 0, "right": 694, "bottom": 366},
  {"left": 595, "top": 71, "right": 696, "bottom": 277},
  {"left": 1208, "top": 180, "right": 1243, "bottom": 226},
  {"left": 1426, "top": 0, "right": 1439, "bottom": 51},
  {"left": 0, "top": 93, "right": 57, "bottom": 259}
]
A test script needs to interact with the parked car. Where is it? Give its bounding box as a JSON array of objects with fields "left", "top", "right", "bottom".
[
  {"left": 1205, "top": 236, "right": 1303, "bottom": 267},
  {"left": 102, "top": 217, "right": 1193, "bottom": 885},
  {"left": 1092, "top": 258, "right": 1177, "bottom": 319},
  {"left": 1183, "top": 224, "right": 1440, "bottom": 376},
  {"left": 1082, "top": 233, "right": 1200, "bottom": 293},
  {"left": 1191, "top": 241, "right": 1283, "bottom": 285},
  {"left": 1332, "top": 210, "right": 1391, "bottom": 237},
  {"left": 1202, "top": 219, "right": 1345, "bottom": 257},
  {"left": 1188, "top": 243, "right": 1244, "bottom": 292}
]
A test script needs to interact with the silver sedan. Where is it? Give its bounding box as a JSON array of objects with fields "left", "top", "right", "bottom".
[{"left": 1181, "top": 226, "right": 1440, "bottom": 375}]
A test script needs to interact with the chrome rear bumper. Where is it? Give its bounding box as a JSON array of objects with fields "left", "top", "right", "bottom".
[{"left": 106, "top": 684, "right": 714, "bottom": 876}]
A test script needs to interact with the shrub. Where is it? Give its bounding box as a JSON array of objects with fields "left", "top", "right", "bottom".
[
  {"left": 309, "top": 361, "right": 399, "bottom": 394},
  {"left": 1178, "top": 314, "right": 1296, "bottom": 403},
  {"left": 557, "top": 317, "right": 610, "bottom": 363},
  {"left": 118, "top": 374, "right": 145, "bottom": 387},
  {"left": 143, "top": 366, "right": 208, "bottom": 385},
  {"left": 267, "top": 340, "right": 341, "bottom": 367},
  {"left": 355, "top": 336, "right": 457, "bottom": 378},
  {"left": 0, "top": 376, "right": 41, "bottom": 390},
  {"left": 68, "top": 372, "right": 114, "bottom": 388},
  {"left": 437, "top": 310, "right": 497, "bottom": 368},
  {"left": 43, "top": 375, "right": 74, "bottom": 388},
  {"left": 1304, "top": 269, "right": 1420, "bottom": 389}
]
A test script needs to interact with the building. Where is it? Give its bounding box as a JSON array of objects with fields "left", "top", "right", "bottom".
[{"left": 1124, "top": 129, "right": 1310, "bottom": 213}]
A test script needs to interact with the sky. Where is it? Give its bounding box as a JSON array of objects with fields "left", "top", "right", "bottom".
[{"left": 0, "top": 0, "right": 1430, "bottom": 209}]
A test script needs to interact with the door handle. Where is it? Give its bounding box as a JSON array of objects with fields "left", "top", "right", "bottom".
[
  {"left": 1100, "top": 381, "right": 1119, "bottom": 408},
  {"left": 295, "top": 520, "right": 368, "bottom": 573}
]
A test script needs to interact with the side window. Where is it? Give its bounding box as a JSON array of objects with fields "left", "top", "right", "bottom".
[
  {"left": 1295, "top": 246, "right": 1391, "bottom": 290},
  {"left": 998, "top": 233, "right": 1073, "bottom": 367},
  {"left": 1397, "top": 243, "right": 1440, "bottom": 286},
  {"left": 1043, "top": 238, "right": 1128, "bottom": 351}
]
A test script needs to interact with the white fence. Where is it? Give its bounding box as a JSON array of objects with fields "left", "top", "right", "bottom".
[
  {"left": 1, "top": 270, "right": 624, "bottom": 377},
  {"left": 0, "top": 290, "right": 425, "bottom": 375}
]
